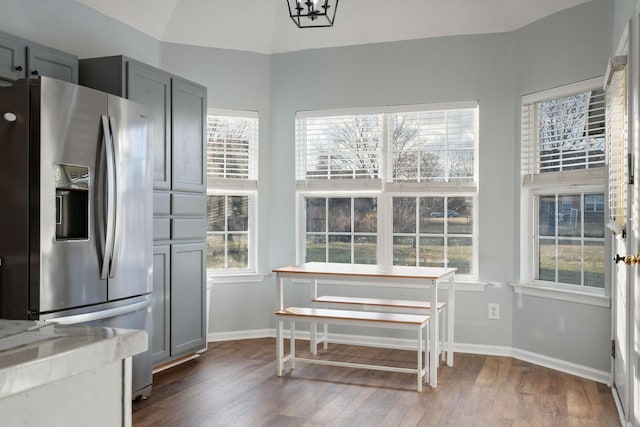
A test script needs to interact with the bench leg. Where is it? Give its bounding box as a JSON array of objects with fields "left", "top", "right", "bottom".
[
  {"left": 276, "top": 318, "right": 284, "bottom": 376},
  {"left": 323, "top": 323, "right": 328, "bottom": 350},
  {"left": 310, "top": 321, "right": 317, "bottom": 355},
  {"left": 441, "top": 308, "right": 446, "bottom": 363},
  {"left": 425, "top": 323, "right": 430, "bottom": 385},
  {"left": 291, "top": 321, "right": 296, "bottom": 370}
]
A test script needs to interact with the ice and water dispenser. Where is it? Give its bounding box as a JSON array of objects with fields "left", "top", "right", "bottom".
[{"left": 55, "top": 164, "right": 89, "bottom": 240}]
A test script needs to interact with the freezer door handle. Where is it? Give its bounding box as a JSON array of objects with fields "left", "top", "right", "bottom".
[
  {"left": 44, "top": 297, "right": 152, "bottom": 325},
  {"left": 100, "top": 115, "right": 116, "bottom": 280},
  {"left": 108, "top": 116, "right": 121, "bottom": 279}
]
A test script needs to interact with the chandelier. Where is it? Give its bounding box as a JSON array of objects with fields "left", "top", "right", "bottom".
[{"left": 287, "top": 0, "right": 339, "bottom": 28}]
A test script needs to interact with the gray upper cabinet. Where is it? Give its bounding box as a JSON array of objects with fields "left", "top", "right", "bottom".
[
  {"left": 127, "top": 62, "right": 172, "bottom": 189},
  {"left": 0, "top": 32, "right": 26, "bottom": 81},
  {"left": 0, "top": 31, "right": 77, "bottom": 84},
  {"left": 27, "top": 46, "right": 78, "bottom": 83},
  {"left": 171, "top": 78, "right": 207, "bottom": 193}
]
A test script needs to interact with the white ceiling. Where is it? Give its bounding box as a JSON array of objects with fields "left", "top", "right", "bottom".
[{"left": 74, "top": 0, "right": 592, "bottom": 54}]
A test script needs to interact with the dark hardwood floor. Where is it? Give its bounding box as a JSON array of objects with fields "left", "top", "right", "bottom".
[{"left": 133, "top": 338, "right": 619, "bottom": 426}]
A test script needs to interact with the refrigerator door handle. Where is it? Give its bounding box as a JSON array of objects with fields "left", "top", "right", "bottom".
[
  {"left": 108, "top": 116, "right": 121, "bottom": 278},
  {"left": 44, "top": 297, "right": 152, "bottom": 325},
  {"left": 100, "top": 115, "right": 116, "bottom": 280}
]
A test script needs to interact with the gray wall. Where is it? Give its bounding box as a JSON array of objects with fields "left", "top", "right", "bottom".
[{"left": 0, "top": 0, "right": 618, "bottom": 372}]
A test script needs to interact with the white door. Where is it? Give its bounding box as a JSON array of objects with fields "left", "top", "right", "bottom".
[{"left": 613, "top": 234, "right": 629, "bottom": 418}]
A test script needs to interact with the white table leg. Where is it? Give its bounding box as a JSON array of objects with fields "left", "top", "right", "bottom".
[
  {"left": 447, "top": 273, "right": 455, "bottom": 367},
  {"left": 429, "top": 279, "right": 438, "bottom": 387},
  {"left": 277, "top": 275, "right": 284, "bottom": 310}
]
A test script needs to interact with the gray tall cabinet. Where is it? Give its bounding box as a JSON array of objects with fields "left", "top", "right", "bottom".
[
  {"left": 79, "top": 56, "right": 207, "bottom": 367},
  {"left": 0, "top": 30, "right": 78, "bottom": 85}
]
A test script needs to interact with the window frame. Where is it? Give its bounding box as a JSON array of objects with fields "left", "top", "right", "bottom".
[
  {"left": 295, "top": 102, "right": 479, "bottom": 280},
  {"left": 206, "top": 108, "right": 259, "bottom": 276},
  {"left": 518, "top": 78, "right": 608, "bottom": 304}
]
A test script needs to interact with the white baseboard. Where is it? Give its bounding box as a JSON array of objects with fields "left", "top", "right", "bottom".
[
  {"left": 510, "top": 347, "right": 610, "bottom": 385},
  {"left": 208, "top": 329, "right": 610, "bottom": 384},
  {"left": 208, "top": 329, "right": 272, "bottom": 342}
]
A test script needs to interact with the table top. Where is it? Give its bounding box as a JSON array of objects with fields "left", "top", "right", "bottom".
[{"left": 273, "top": 262, "right": 456, "bottom": 280}]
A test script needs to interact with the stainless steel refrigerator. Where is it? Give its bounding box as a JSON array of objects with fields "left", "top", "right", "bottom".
[{"left": 0, "top": 76, "right": 153, "bottom": 399}]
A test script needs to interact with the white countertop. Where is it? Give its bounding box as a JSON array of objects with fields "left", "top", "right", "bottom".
[{"left": 0, "top": 319, "right": 147, "bottom": 400}]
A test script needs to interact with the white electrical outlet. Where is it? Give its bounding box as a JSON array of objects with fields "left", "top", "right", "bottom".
[{"left": 488, "top": 303, "right": 500, "bottom": 320}]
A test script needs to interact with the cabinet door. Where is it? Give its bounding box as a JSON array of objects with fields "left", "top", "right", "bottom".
[
  {"left": 127, "top": 62, "right": 172, "bottom": 190},
  {"left": 27, "top": 46, "right": 78, "bottom": 83},
  {"left": 0, "top": 32, "right": 26, "bottom": 81},
  {"left": 170, "top": 243, "right": 206, "bottom": 356},
  {"left": 152, "top": 245, "right": 171, "bottom": 365},
  {"left": 171, "top": 78, "right": 206, "bottom": 192}
]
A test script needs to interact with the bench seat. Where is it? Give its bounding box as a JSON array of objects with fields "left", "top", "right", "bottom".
[
  {"left": 275, "top": 306, "right": 430, "bottom": 391},
  {"left": 311, "top": 295, "right": 452, "bottom": 364}
]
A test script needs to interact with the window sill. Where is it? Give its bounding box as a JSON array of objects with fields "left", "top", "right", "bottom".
[
  {"left": 207, "top": 272, "right": 268, "bottom": 285},
  {"left": 512, "top": 282, "right": 610, "bottom": 307}
]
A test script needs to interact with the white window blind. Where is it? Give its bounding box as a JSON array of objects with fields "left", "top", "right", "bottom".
[
  {"left": 296, "top": 112, "right": 382, "bottom": 181},
  {"left": 207, "top": 111, "right": 258, "bottom": 182},
  {"left": 388, "top": 108, "right": 477, "bottom": 183},
  {"left": 521, "top": 79, "right": 606, "bottom": 184},
  {"left": 605, "top": 56, "right": 628, "bottom": 232},
  {"left": 295, "top": 103, "right": 478, "bottom": 185}
]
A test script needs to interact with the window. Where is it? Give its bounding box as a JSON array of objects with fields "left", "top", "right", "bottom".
[
  {"left": 520, "top": 78, "right": 606, "bottom": 290},
  {"left": 206, "top": 109, "right": 258, "bottom": 273},
  {"left": 296, "top": 102, "right": 478, "bottom": 278},
  {"left": 535, "top": 192, "right": 604, "bottom": 287},
  {"left": 392, "top": 196, "right": 473, "bottom": 274},
  {"left": 304, "top": 197, "right": 378, "bottom": 264}
]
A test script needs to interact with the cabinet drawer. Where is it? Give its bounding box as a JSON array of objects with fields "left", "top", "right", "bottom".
[
  {"left": 172, "top": 193, "right": 206, "bottom": 216},
  {"left": 153, "top": 192, "right": 171, "bottom": 215},
  {"left": 171, "top": 218, "right": 206, "bottom": 240},
  {"left": 153, "top": 219, "right": 171, "bottom": 241}
]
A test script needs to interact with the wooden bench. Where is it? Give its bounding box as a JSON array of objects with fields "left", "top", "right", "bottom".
[
  {"left": 275, "top": 306, "right": 431, "bottom": 392},
  {"left": 311, "top": 295, "right": 451, "bottom": 362}
]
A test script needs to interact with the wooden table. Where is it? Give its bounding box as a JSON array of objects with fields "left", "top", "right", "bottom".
[{"left": 272, "top": 262, "right": 456, "bottom": 387}]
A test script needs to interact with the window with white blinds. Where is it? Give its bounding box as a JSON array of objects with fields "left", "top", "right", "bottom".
[
  {"left": 605, "top": 56, "right": 628, "bottom": 232},
  {"left": 295, "top": 103, "right": 478, "bottom": 186},
  {"left": 207, "top": 111, "right": 258, "bottom": 183},
  {"left": 521, "top": 78, "right": 605, "bottom": 184},
  {"left": 296, "top": 103, "right": 479, "bottom": 276},
  {"left": 207, "top": 109, "right": 259, "bottom": 273},
  {"left": 295, "top": 112, "right": 382, "bottom": 181},
  {"left": 519, "top": 78, "right": 607, "bottom": 291},
  {"left": 389, "top": 108, "right": 476, "bottom": 183}
]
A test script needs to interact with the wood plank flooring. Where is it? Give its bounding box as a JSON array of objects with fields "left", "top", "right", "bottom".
[{"left": 133, "top": 338, "right": 620, "bottom": 426}]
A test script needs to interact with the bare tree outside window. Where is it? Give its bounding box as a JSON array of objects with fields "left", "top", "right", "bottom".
[{"left": 537, "top": 90, "right": 605, "bottom": 172}]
